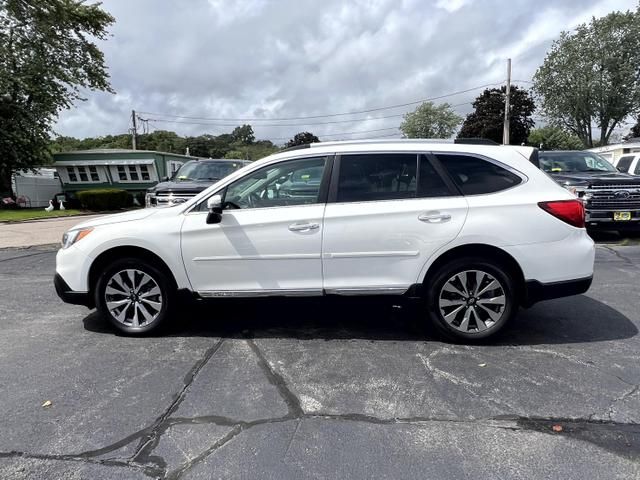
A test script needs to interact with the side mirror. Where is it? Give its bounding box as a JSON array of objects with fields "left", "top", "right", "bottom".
[
  {"left": 206, "top": 194, "right": 223, "bottom": 224},
  {"left": 617, "top": 166, "right": 624, "bottom": 172}
]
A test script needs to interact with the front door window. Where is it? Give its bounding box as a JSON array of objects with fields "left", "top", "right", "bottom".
[{"left": 222, "top": 157, "right": 327, "bottom": 209}]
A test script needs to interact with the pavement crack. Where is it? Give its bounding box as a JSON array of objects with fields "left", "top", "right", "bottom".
[
  {"left": 131, "top": 339, "right": 226, "bottom": 466},
  {"left": 165, "top": 424, "right": 244, "bottom": 480},
  {"left": 511, "top": 346, "right": 637, "bottom": 387},
  {"left": 0, "top": 250, "right": 53, "bottom": 263},
  {"left": 591, "top": 384, "right": 640, "bottom": 422},
  {"left": 283, "top": 418, "right": 302, "bottom": 460},
  {"left": 0, "top": 450, "right": 158, "bottom": 476},
  {"left": 246, "top": 339, "right": 304, "bottom": 417},
  {"left": 600, "top": 245, "right": 637, "bottom": 267}
]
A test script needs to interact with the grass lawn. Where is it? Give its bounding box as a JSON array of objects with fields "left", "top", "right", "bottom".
[{"left": 0, "top": 208, "right": 86, "bottom": 222}]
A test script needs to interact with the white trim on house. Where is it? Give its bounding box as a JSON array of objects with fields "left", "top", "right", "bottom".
[{"left": 54, "top": 159, "right": 155, "bottom": 166}]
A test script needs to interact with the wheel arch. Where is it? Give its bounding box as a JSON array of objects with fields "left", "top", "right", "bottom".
[
  {"left": 420, "top": 243, "right": 526, "bottom": 304},
  {"left": 88, "top": 245, "right": 179, "bottom": 296}
]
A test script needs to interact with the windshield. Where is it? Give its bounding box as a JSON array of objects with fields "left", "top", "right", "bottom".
[
  {"left": 539, "top": 152, "right": 616, "bottom": 173},
  {"left": 174, "top": 161, "right": 243, "bottom": 181}
]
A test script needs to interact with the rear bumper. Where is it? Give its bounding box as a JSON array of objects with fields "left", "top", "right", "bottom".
[
  {"left": 54, "top": 274, "right": 93, "bottom": 308},
  {"left": 523, "top": 275, "right": 593, "bottom": 307}
]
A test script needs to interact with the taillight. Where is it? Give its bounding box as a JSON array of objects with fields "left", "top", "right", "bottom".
[{"left": 538, "top": 200, "right": 585, "bottom": 228}]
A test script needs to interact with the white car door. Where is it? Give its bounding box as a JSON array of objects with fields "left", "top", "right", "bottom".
[
  {"left": 180, "top": 156, "right": 331, "bottom": 296},
  {"left": 322, "top": 152, "right": 468, "bottom": 293}
]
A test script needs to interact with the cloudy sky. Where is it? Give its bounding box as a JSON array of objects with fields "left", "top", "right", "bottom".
[{"left": 55, "top": 0, "right": 637, "bottom": 145}]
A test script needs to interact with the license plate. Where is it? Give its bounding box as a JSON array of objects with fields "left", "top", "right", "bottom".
[{"left": 614, "top": 211, "right": 632, "bottom": 221}]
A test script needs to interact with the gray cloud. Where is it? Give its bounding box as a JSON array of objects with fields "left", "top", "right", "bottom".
[{"left": 55, "top": 0, "right": 637, "bottom": 144}]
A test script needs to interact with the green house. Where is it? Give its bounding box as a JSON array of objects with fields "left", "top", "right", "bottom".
[{"left": 52, "top": 149, "right": 197, "bottom": 199}]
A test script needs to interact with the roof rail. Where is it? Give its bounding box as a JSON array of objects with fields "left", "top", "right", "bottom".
[
  {"left": 309, "top": 139, "right": 454, "bottom": 148},
  {"left": 309, "top": 138, "right": 501, "bottom": 148},
  {"left": 454, "top": 138, "right": 499, "bottom": 145},
  {"left": 280, "top": 143, "right": 311, "bottom": 152}
]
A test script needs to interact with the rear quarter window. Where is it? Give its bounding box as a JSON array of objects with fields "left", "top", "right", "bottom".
[{"left": 436, "top": 154, "right": 522, "bottom": 195}]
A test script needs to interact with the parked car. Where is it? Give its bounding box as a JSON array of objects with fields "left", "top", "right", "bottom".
[
  {"left": 613, "top": 153, "right": 640, "bottom": 176},
  {"left": 537, "top": 150, "right": 640, "bottom": 231},
  {"left": 55, "top": 140, "right": 594, "bottom": 342},
  {"left": 145, "top": 159, "right": 249, "bottom": 207}
]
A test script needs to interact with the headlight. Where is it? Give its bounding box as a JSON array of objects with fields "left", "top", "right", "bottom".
[
  {"left": 565, "top": 185, "right": 586, "bottom": 198},
  {"left": 61, "top": 227, "right": 93, "bottom": 249}
]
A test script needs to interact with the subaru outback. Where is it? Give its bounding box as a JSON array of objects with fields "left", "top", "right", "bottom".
[{"left": 55, "top": 140, "right": 595, "bottom": 342}]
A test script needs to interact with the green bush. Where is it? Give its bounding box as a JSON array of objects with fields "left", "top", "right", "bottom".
[{"left": 76, "top": 189, "right": 130, "bottom": 211}]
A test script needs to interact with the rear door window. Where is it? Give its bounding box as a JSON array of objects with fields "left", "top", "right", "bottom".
[
  {"left": 436, "top": 154, "right": 522, "bottom": 195},
  {"left": 336, "top": 153, "right": 417, "bottom": 202}
]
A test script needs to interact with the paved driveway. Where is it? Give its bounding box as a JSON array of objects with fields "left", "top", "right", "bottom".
[
  {"left": 0, "top": 244, "right": 639, "bottom": 479},
  {"left": 0, "top": 215, "right": 103, "bottom": 249}
]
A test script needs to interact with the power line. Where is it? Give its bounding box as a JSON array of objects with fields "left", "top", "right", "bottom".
[
  {"left": 136, "top": 82, "right": 502, "bottom": 122},
  {"left": 143, "top": 101, "right": 474, "bottom": 129},
  {"left": 513, "top": 79, "right": 534, "bottom": 84},
  {"left": 145, "top": 117, "right": 400, "bottom": 128}
]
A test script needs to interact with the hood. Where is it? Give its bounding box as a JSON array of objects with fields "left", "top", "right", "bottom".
[
  {"left": 70, "top": 208, "right": 158, "bottom": 230},
  {"left": 549, "top": 171, "right": 640, "bottom": 185},
  {"left": 148, "top": 179, "right": 213, "bottom": 194}
]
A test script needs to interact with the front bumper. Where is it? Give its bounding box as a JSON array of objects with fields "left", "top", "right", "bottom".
[
  {"left": 523, "top": 275, "right": 593, "bottom": 307},
  {"left": 54, "top": 273, "right": 93, "bottom": 308}
]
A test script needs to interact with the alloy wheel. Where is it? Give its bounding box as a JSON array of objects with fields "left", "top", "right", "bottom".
[
  {"left": 104, "top": 269, "right": 163, "bottom": 328},
  {"left": 438, "top": 270, "right": 506, "bottom": 334}
]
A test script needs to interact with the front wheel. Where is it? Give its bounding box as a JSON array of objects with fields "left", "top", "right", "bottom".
[
  {"left": 425, "top": 258, "right": 517, "bottom": 342},
  {"left": 94, "top": 258, "right": 174, "bottom": 335}
]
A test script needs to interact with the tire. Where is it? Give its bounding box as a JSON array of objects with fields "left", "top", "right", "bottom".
[
  {"left": 94, "top": 257, "right": 174, "bottom": 335},
  {"left": 424, "top": 257, "right": 517, "bottom": 343}
]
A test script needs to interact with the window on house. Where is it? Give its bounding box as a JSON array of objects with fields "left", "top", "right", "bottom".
[
  {"left": 66, "top": 167, "right": 78, "bottom": 182},
  {"left": 128, "top": 165, "right": 139, "bottom": 181},
  {"left": 112, "top": 164, "right": 156, "bottom": 182},
  {"left": 89, "top": 166, "right": 100, "bottom": 182},
  {"left": 66, "top": 166, "right": 101, "bottom": 183}
]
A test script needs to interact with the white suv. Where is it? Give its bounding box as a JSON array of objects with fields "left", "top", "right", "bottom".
[{"left": 55, "top": 140, "right": 595, "bottom": 341}]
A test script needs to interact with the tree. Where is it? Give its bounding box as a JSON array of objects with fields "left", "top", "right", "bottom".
[
  {"left": 400, "top": 102, "right": 461, "bottom": 138},
  {"left": 231, "top": 124, "right": 255, "bottom": 145},
  {"left": 136, "top": 130, "right": 186, "bottom": 154},
  {"left": 458, "top": 86, "right": 535, "bottom": 145},
  {"left": 624, "top": 115, "right": 640, "bottom": 141},
  {"left": 285, "top": 132, "right": 319, "bottom": 148},
  {"left": 528, "top": 126, "right": 583, "bottom": 150},
  {"left": 0, "top": 0, "right": 114, "bottom": 194},
  {"left": 533, "top": 8, "right": 640, "bottom": 148}
]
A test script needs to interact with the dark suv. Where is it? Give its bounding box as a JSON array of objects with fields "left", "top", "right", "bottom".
[
  {"left": 538, "top": 150, "right": 640, "bottom": 231},
  {"left": 146, "top": 159, "right": 249, "bottom": 207}
]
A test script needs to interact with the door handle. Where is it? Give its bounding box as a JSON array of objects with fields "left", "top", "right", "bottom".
[
  {"left": 418, "top": 212, "right": 451, "bottom": 223},
  {"left": 288, "top": 222, "right": 320, "bottom": 232}
]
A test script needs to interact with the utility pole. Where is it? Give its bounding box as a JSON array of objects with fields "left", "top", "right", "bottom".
[
  {"left": 131, "top": 109, "right": 138, "bottom": 150},
  {"left": 503, "top": 58, "right": 511, "bottom": 145}
]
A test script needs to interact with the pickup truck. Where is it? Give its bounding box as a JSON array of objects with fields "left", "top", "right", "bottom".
[
  {"left": 145, "top": 159, "right": 249, "bottom": 207},
  {"left": 538, "top": 150, "right": 640, "bottom": 232}
]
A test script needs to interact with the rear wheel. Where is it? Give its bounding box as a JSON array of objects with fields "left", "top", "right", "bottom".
[
  {"left": 425, "top": 257, "right": 517, "bottom": 342},
  {"left": 95, "top": 258, "right": 174, "bottom": 335}
]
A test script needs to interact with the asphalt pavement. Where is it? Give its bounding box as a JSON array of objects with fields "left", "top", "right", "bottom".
[
  {"left": 0, "top": 215, "right": 104, "bottom": 249},
  {"left": 0, "top": 243, "right": 639, "bottom": 479}
]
